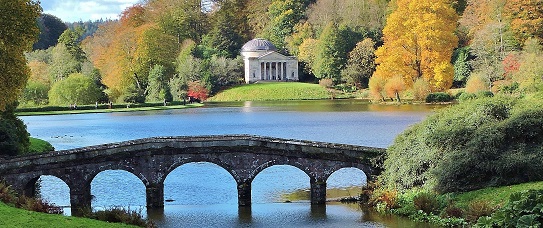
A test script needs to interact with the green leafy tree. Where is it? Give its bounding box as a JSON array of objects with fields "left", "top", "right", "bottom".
[
  {"left": 48, "top": 44, "right": 82, "bottom": 82},
  {"left": 341, "top": 38, "right": 376, "bottom": 88},
  {"left": 285, "top": 22, "right": 314, "bottom": 56},
  {"left": 146, "top": 64, "right": 172, "bottom": 102},
  {"left": 0, "top": 0, "right": 41, "bottom": 111},
  {"left": 21, "top": 81, "right": 49, "bottom": 106},
  {"left": 264, "top": 0, "right": 310, "bottom": 51},
  {"left": 245, "top": 0, "right": 273, "bottom": 37},
  {"left": 452, "top": 47, "right": 472, "bottom": 87},
  {"left": 169, "top": 74, "right": 189, "bottom": 102},
  {"left": 151, "top": 0, "right": 208, "bottom": 43},
  {"left": 313, "top": 23, "right": 355, "bottom": 82},
  {"left": 0, "top": 103, "right": 30, "bottom": 156},
  {"left": 58, "top": 28, "right": 86, "bottom": 62},
  {"left": 48, "top": 73, "right": 102, "bottom": 105},
  {"left": 202, "top": 0, "right": 246, "bottom": 58}
]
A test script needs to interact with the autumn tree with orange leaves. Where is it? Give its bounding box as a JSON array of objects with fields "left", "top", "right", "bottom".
[
  {"left": 504, "top": 0, "right": 543, "bottom": 43},
  {"left": 371, "top": 0, "right": 459, "bottom": 96}
]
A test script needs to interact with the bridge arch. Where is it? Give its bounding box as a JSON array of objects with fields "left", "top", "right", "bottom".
[
  {"left": 84, "top": 163, "right": 150, "bottom": 188},
  {"left": 323, "top": 164, "right": 373, "bottom": 183},
  {"left": 20, "top": 173, "right": 71, "bottom": 199},
  {"left": 248, "top": 159, "right": 316, "bottom": 183},
  {"left": 164, "top": 162, "right": 237, "bottom": 205},
  {"left": 164, "top": 157, "right": 237, "bottom": 184},
  {"left": 251, "top": 164, "right": 310, "bottom": 203},
  {"left": 91, "top": 170, "right": 146, "bottom": 207}
]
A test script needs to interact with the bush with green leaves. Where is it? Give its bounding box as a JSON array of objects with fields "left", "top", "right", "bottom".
[
  {"left": 476, "top": 190, "right": 543, "bottom": 228},
  {"left": 382, "top": 96, "right": 543, "bottom": 193},
  {"left": 425, "top": 92, "right": 453, "bottom": 103},
  {"left": 48, "top": 73, "right": 102, "bottom": 105},
  {"left": 0, "top": 104, "right": 29, "bottom": 156}
]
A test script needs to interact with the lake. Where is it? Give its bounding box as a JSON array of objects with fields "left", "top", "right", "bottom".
[{"left": 21, "top": 100, "right": 441, "bottom": 227}]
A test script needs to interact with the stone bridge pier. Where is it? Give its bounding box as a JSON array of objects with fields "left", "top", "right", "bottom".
[{"left": 0, "top": 135, "right": 385, "bottom": 216}]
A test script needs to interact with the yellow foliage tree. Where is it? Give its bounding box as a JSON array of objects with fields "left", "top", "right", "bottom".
[{"left": 373, "top": 0, "right": 458, "bottom": 92}]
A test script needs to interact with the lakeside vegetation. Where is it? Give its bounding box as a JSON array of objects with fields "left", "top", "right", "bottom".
[
  {"left": 16, "top": 102, "right": 203, "bottom": 116},
  {"left": 366, "top": 93, "right": 543, "bottom": 226},
  {"left": 0, "top": 202, "right": 137, "bottom": 228}
]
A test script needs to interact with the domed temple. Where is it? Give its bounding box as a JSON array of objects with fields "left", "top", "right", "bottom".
[{"left": 240, "top": 38, "right": 299, "bottom": 84}]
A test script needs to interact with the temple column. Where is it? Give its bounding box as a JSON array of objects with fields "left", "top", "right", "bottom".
[
  {"left": 259, "top": 62, "right": 264, "bottom": 80},
  {"left": 284, "top": 62, "right": 287, "bottom": 79},
  {"left": 264, "top": 62, "right": 270, "bottom": 80},
  {"left": 146, "top": 182, "right": 164, "bottom": 208},
  {"left": 310, "top": 179, "right": 327, "bottom": 205},
  {"left": 278, "top": 62, "right": 282, "bottom": 80},
  {"left": 237, "top": 181, "right": 251, "bottom": 206},
  {"left": 273, "top": 62, "right": 277, "bottom": 80}
]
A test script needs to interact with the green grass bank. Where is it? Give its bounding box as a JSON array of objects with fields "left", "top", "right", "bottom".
[
  {"left": 0, "top": 202, "right": 137, "bottom": 228},
  {"left": 208, "top": 82, "right": 332, "bottom": 101},
  {"left": 27, "top": 137, "right": 54, "bottom": 154},
  {"left": 16, "top": 103, "right": 203, "bottom": 116}
]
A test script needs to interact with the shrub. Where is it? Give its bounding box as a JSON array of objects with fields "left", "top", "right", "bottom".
[
  {"left": 425, "top": 92, "right": 453, "bottom": 103},
  {"left": 382, "top": 96, "right": 543, "bottom": 193},
  {"left": 413, "top": 192, "right": 441, "bottom": 214},
  {"left": 465, "top": 73, "right": 490, "bottom": 93},
  {"left": 384, "top": 76, "right": 405, "bottom": 102},
  {"left": 458, "top": 92, "right": 476, "bottom": 101},
  {"left": 0, "top": 181, "right": 63, "bottom": 214},
  {"left": 466, "top": 200, "right": 496, "bottom": 223},
  {"left": 477, "top": 190, "right": 543, "bottom": 228},
  {"left": 371, "top": 189, "right": 399, "bottom": 211},
  {"left": 319, "top": 78, "right": 334, "bottom": 88},
  {"left": 412, "top": 78, "right": 431, "bottom": 101},
  {"left": 0, "top": 104, "right": 30, "bottom": 156},
  {"left": 87, "top": 207, "right": 154, "bottom": 227},
  {"left": 442, "top": 203, "right": 464, "bottom": 218}
]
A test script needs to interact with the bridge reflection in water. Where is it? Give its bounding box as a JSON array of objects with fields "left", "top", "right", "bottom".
[{"left": 0, "top": 135, "right": 384, "bottom": 216}]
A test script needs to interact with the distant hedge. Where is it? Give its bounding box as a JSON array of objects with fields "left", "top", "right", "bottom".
[
  {"left": 16, "top": 101, "right": 186, "bottom": 113},
  {"left": 425, "top": 92, "right": 453, "bottom": 103},
  {"left": 382, "top": 96, "right": 543, "bottom": 193}
]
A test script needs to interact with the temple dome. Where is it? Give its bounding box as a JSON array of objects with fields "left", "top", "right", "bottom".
[{"left": 241, "top": 38, "right": 277, "bottom": 52}]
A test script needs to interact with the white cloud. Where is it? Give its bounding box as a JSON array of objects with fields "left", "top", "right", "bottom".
[{"left": 42, "top": 0, "right": 140, "bottom": 22}]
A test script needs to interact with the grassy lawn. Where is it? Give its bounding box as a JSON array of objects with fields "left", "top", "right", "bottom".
[
  {"left": 27, "top": 137, "right": 54, "bottom": 154},
  {"left": 208, "top": 82, "right": 332, "bottom": 101},
  {"left": 450, "top": 181, "right": 543, "bottom": 208},
  {"left": 16, "top": 103, "right": 203, "bottom": 116},
  {"left": 0, "top": 202, "right": 137, "bottom": 228}
]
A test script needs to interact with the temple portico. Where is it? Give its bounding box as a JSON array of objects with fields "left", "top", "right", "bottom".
[{"left": 241, "top": 38, "right": 298, "bottom": 83}]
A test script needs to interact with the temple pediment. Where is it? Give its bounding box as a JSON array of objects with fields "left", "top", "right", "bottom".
[{"left": 257, "top": 52, "right": 295, "bottom": 61}]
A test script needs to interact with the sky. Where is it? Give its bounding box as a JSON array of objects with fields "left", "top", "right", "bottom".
[{"left": 40, "top": 0, "right": 141, "bottom": 22}]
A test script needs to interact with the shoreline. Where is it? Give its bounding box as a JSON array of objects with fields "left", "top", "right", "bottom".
[{"left": 16, "top": 103, "right": 204, "bottom": 116}]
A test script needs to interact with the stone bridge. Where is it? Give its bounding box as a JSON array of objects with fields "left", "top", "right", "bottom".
[{"left": 0, "top": 135, "right": 385, "bottom": 216}]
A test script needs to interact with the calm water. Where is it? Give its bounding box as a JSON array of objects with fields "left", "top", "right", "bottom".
[{"left": 21, "top": 100, "right": 440, "bottom": 227}]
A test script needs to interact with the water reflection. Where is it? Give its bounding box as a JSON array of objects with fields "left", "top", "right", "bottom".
[
  {"left": 237, "top": 206, "right": 252, "bottom": 225},
  {"left": 310, "top": 204, "right": 327, "bottom": 221}
]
